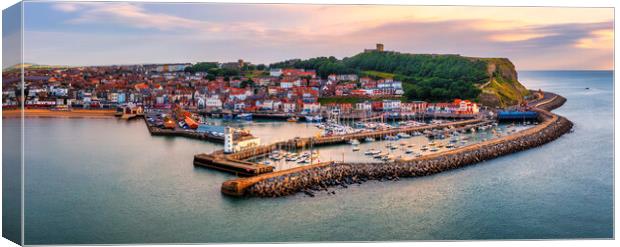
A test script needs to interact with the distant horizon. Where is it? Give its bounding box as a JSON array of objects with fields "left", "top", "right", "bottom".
[
  {"left": 3, "top": 2, "right": 613, "bottom": 70},
  {"left": 5, "top": 61, "right": 616, "bottom": 72}
]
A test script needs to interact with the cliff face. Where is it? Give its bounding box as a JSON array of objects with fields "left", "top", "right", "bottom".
[{"left": 476, "top": 58, "right": 530, "bottom": 107}]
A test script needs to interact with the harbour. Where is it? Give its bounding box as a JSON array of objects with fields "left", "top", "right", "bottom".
[{"left": 12, "top": 71, "right": 613, "bottom": 243}]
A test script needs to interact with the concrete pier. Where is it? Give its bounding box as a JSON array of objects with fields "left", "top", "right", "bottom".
[
  {"left": 221, "top": 93, "right": 573, "bottom": 197},
  {"left": 193, "top": 153, "right": 274, "bottom": 176}
]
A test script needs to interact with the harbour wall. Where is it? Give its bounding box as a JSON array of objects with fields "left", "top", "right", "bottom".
[{"left": 225, "top": 94, "right": 572, "bottom": 197}]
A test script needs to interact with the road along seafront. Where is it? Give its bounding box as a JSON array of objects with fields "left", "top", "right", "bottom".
[
  {"left": 2, "top": 108, "right": 117, "bottom": 118},
  {"left": 220, "top": 93, "right": 572, "bottom": 197}
]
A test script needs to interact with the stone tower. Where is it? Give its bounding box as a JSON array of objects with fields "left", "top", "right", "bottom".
[{"left": 376, "top": 43, "right": 384, "bottom": 52}]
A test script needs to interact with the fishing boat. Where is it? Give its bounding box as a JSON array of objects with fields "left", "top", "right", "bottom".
[
  {"left": 287, "top": 116, "right": 299, "bottom": 122},
  {"left": 384, "top": 135, "right": 399, "bottom": 141},
  {"left": 364, "top": 149, "right": 376, "bottom": 155},
  {"left": 223, "top": 114, "right": 233, "bottom": 121},
  {"left": 305, "top": 115, "right": 323, "bottom": 122},
  {"left": 285, "top": 154, "right": 298, "bottom": 161},
  {"left": 364, "top": 137, "right": 375, "bottom": 142},
  {"left": 349, "top": 139, "right": 361, "bottom": 145},
  {"left": 397, "top": 132, "right": 411, "bottom": 138},
  {"left": 405, "top": 149, "right": 414, "bottom": 154},
  {"left": 373, "top": 152, "right": 385, "bottom": 159},
  {"left": 420, "top": 145, "right": 429, "bottom": 151},
  {"left": 236, "top": 113, "right": 253, "bottom": 121},
  {"left": 430, "top": 147, "right": 439, "bottom": 152}
]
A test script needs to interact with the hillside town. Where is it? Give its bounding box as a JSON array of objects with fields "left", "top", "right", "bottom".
[{"left": 2, "top": 60, "right": 480, "bottom": 118}]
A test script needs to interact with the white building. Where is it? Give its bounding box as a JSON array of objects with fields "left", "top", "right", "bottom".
[
  {"left": 205, "top": 95, "right": 223, "bottom": 109},
  {"left": 355, "top": 101, "right": 372, "bottom": 111},
  {"left": 337, "top": 74, "right": 358, "bottom": 81},
  {"left": 49, "top": 86, "right": 68, "bottom": 97},
  {"left": 269, "top": 68, "right": 283, "bottom": 77},
  {"left": 280, "top": 81, "right": 294, "bottom": 89},
  {"left": 258, "top": 100, "right": 274, "bottom": 110},
  {"left": 302, "top": 102, "right": 321, "bottom": 113},
  {"left": 224, "top": 127, "right": 261, "bottom": 153},
  {"left": 283, "top": 102, "right": 296, "bottom": 112},
  {"left": 108, "top": 92, "right": 119, "bottom": 103},
  {"left": 382, "top": 100, "right": 401, "bottom": 112},
  {"left": 234, "top": 102, "right": 246, "bottom": 110}
]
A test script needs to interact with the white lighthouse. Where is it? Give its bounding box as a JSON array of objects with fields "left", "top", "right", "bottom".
[{"left": 224, "top": 127, "right": 234, "bottom": 154}]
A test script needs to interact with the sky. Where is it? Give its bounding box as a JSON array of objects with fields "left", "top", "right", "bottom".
[{"left": 7, "top": 1, "right": 615, "bottom": 70}]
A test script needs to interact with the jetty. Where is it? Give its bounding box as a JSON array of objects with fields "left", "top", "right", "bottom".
[
  {"left": 143, "top": 117, "right": 226, "bottom": 143},
  {"left": 215, "top": 92, "right": 573, "bottom": 197}
]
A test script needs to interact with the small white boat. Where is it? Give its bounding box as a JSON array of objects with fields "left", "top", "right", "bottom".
[
  {"left": 364, "top": 137, "right": 375, "bottom": 142},
  {"left": 397, "top": 132, "right": 411, "bottom": 138}
]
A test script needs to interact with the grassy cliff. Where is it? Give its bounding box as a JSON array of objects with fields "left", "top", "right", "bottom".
[{"left": 475, "top": 58, "right": 530, "bottom": 107}]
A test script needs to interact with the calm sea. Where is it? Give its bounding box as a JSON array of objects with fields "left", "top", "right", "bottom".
[{"left": 3, "top": 70, "right": 613, "bottom": 244}]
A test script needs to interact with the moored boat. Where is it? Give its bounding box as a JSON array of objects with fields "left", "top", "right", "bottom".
[{"left": 287, "top": 116, "right": 299, "bottom": 122}]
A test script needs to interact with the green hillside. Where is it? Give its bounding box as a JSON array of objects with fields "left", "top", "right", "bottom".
[{"left": 270, "top": 51, "right": 530, "bottom": 107}]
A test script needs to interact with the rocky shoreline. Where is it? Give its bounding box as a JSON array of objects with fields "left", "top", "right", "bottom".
[{"left": 244, "top": 95, "right": 573, "bottom": 197}]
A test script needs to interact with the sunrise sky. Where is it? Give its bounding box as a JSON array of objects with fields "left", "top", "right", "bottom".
[{"left": 5, "top": 1, "right": 615, "bottom": 70}]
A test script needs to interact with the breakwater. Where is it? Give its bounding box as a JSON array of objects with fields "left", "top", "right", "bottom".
[{"left": 226, "top": 94, "right": 572, "bottom": 197}]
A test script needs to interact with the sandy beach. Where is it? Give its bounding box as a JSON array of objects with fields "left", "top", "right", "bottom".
[{"left": 2, "top": 109, "right": 117, "bottom": 118}]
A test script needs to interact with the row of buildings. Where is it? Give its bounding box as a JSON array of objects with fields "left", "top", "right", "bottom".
[{"left": 2, "top": 64, "right": 478, "bottom": 115}]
